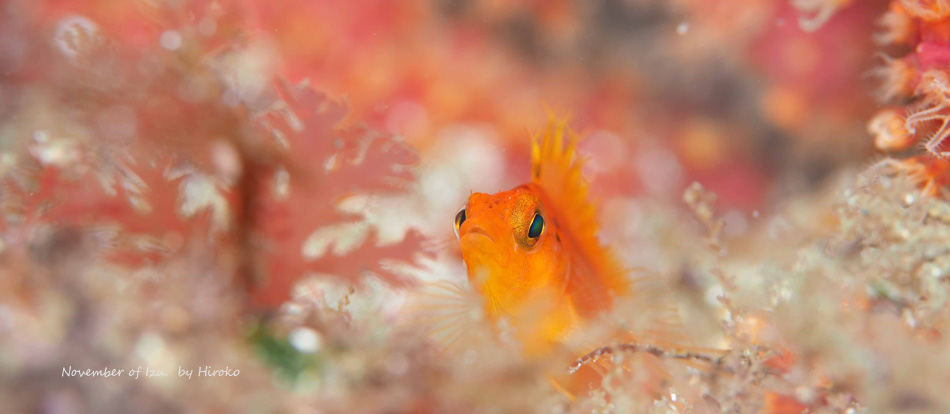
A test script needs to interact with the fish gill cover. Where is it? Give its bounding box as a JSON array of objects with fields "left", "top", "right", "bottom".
[{"left": 1, "top": 0, "right": 950, "bottom": 413}]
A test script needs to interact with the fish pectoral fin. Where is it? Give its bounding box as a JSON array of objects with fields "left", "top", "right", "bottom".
[
  {"left": 548, "top": 374, "right": 577, "bottom": 402},
  {"left": 400, "top": 281, "right": 493, "bottom": 355}
]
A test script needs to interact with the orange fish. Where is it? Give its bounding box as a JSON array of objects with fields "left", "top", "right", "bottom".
[
  {"left": 444, "top": 116, "right": 694, "bottom": 395},
  {"left": 453, "top": 117, "right": 632, "bottom": 357}
]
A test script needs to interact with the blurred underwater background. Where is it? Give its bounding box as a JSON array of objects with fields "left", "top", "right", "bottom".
[{"left": 3, "top": 0, "right": 950, "bottom": 413}]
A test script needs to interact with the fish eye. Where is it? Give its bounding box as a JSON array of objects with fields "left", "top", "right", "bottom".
[
  {"left": 454, "top": 207, "right": 467, "bottom": 239},
  {"left": 527, "top": 212, "right": 544, "bottom": 239}
]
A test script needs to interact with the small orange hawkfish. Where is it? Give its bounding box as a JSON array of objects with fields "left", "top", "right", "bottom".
[
  {"left": 446, "top": 116, "right": 693, "bottom": 395},
  {"left": 453, "top": 117, "right": 631, "bottom": 356}
]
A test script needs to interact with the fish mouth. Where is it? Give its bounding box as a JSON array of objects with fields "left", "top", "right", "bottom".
[
  {"left": 462, "top": 226, "right": 493, "bottom": 240},
  {"left": 459, "top": 226, "right": 510, "bottom": 269}
]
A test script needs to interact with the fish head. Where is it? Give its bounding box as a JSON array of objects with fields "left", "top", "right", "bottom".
[{"left": 455, "top": 185, "right": 566, "bottom": 318}]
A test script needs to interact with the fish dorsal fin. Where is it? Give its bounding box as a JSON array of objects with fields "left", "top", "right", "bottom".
[{"left": 530, "top": 116, "right": 631, "bottom": 315}]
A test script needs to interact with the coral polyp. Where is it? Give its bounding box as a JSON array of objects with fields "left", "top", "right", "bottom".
[
  {"left": 876, "top": 1, "right": 916, "bottom": 44},
  {"left": 868, "top": 108, "right": 914, "bottom": 151},
  {"left": 900, "top": 0, "right": 950, "bottom": 20},
  {"left": 907, "top": 71, "right": 950, "bottom": 155},
  {"left": 869, "top": 0, "right": 950, "bottom": 194},
  {"left": 870, "top": 54, "right": 916, "bottom": 103}
]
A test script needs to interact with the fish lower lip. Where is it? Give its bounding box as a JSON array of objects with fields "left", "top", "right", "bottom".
[
  {"left": 460, "top": 230, "right": 510, "bottom": 267},
  {"left": 460, "top": 231, "right": 495, "bottom": 247}
]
